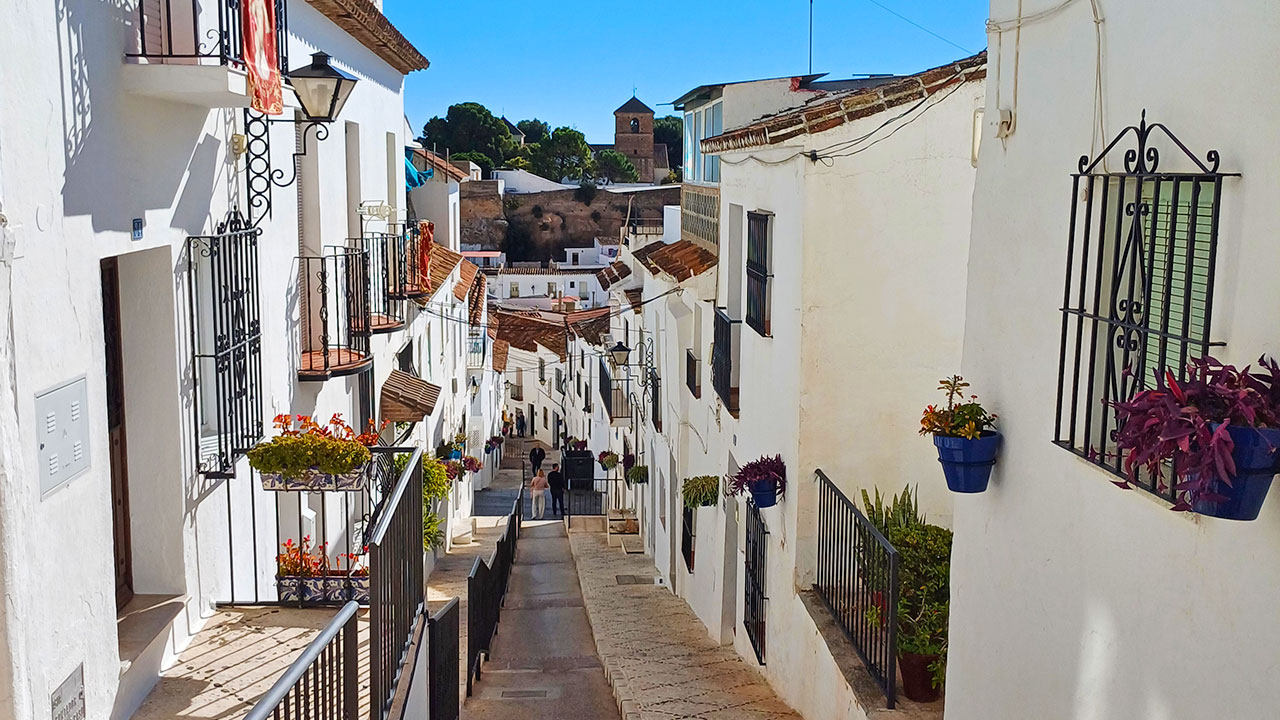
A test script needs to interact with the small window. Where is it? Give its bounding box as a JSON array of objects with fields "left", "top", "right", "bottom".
[
  {"left": 630, "top": 117, "right": 639, "bottom": 134},
  {"left": 547, "top": 282, "right": 556, "bottom": 296},
  {"left": 571, "top": 252, "right": 578, "bottom": 264},
  {"left": 510, "top": 284, "right": 520, "bottom": 298},
  {"left": 543, "top": 407, "right": 548, "bottom": 428},
  {"left": 539, "top": 357, "right": 546, "bottom": 383},
  {"left": 681, "top": 506, "right": 695, "bottom": 572},
  {"left": 746, "top": 212, "right": 772, "bottom": 336}
]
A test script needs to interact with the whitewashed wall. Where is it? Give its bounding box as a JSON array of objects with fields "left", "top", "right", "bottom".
[{"left": 947, "top": 3, "right": 1280, "bottom": 719}]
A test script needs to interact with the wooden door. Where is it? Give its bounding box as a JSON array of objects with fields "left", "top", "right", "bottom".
[{"left": 101, "top": 258, "right": 133, "bottom": 609}]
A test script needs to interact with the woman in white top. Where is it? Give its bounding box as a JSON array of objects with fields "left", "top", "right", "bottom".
[{"left": 530, "top": 470, "right": 550, "bottom": 519}]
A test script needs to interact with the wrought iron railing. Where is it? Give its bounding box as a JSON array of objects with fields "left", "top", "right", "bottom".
[
  {"left": 598, "top": 358, "right": 631, "bottom": 420},
  {"left": 187, "top": 210, "right": 263, "bottom": 477},
  {"left": 243, "top": 600, "right": 360, "bottom": 720},
  {"left": 352, "top": 233, "right": 404, "bottom": 334},
  {"left": 368, "top": 448, "right": 426, "bottom": 720},
  {"left": 388, "top": 223, "right": 431, "bottom": 300},
  {"left": 746, "top": 212, "right": 771, "bottom": 336},
  {"left": 712, "top": 308, "right": 740, "bottom": 414},
  {"left": 510, "top": 383, "right": 524, "bottom": 401},
  {"left": 297, "top": 248, "right": 372, "bottom": 381},
  {"left": 428, "top": 597, "right": 461, "bottom": 720},
  {"left": 814, "top": 470, "right": 898, "bottom": 707},
  {"left": 681, "top": 184, "right": 720, "bottom": 253},
  {"left": 686, "top": 349, "right": 701, "bottom": 399},
  {"left": 466, "top": 486, "right": 523, "bottom": 695},
  {"left": 1054, "top": 113, "right": 1233, "bottom": 503},
  {"left": 467, "top": 328, "right": 487, "bottom": 369},
  {"left": 744, "top": 499, "right": 768, "bottom": 665},
  {"left": 564, "top": 478, "right": 631, "bottom": 518},
  {"left": 128, "top": 0, "right": 289, "bottom": 71}
]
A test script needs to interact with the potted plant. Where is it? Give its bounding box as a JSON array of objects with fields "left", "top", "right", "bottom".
[
  {"left": 276, "top": 537, "right": 327, "bottom": 603},
  {"left": 424, "top": 511, "right": 446, "bottom": 552},
  {"left": 890, "top": 522, "right": 952, "bottom": 703},
  {"left": 627, "top": 465, "right": 649, "bottom": 486},
  {"left": 623, "top": 452, "right": 636, "bottom": 472},
  {"left": 860, "top": 486, "right": 925, "bottom": 625},
  {"left": 444, "top": 460, "right": 464, "bottom": 481},
  {"left": 920, "top": 376, "right": 1000, "bottom": 493},
  {"left": 250, "top": 415, "right": 384, "bottom": 492},
  {"left": 598, "top": 450, "right": 619, "bottom": 472},
  {"left": 573, "top": 439, "right": 588, "bottom": 451},
  {"left": 728, "top": 455, "right": 786, "bottom": 508},
  {"left": 328, "top": 552, "right": 370, "bottom": 603},
  {"left": 463, "top": 455, "right": 484, "bottom": 474},
  {"left": 682, "top": 475, "right": 719, "bottom": 508},
  {"left": 1112, "top": 356, "right": 1280, "bottom": 520}
]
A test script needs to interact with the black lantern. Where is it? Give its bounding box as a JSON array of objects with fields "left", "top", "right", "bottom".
[
  {"left": 609, "top": 341, "right": 631, "bottom": 367},
  {"left": 288, "top": 52, "right": 358, "bottom": 123}
]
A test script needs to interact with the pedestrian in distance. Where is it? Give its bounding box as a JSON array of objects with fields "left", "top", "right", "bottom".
[
  {"left": 516, "top": 413, "right": 526, "bottom": 437},
  {"left": 530, "top": 469, "right": 550, "bottom": 519},
  {"left": 529, "top": 444, "right": 546, "bottom": 473},
  {"left": 548, "top": 463, "right": 567, "bottom": 517}
]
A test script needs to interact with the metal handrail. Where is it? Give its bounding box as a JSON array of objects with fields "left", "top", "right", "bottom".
[
  {"left": 243, "top": 601, "right": 360, "bottom": 720},
  {"left": 369, "top": 446, "right": 422, "bottom": 543}
]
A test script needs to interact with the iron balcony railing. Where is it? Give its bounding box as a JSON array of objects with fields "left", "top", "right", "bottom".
[
  {"left": 744, "top": 499, "right": 769, "bottom": 665},
  {"left": 186, "top": 210, "right": 263, "bottom": 477},
  {"left": 712, "top": 308, "right": 740, "bottom": 415},
  {"left": 351, "top": 233, "right": 405, "bottom": 334},
  {"left": 128, "top": 0, "right": 289, "bottom": 70},
  {"left": 510, "top": 383, "right": 524, "bottom": 401},
  {"left": 243, "top": 600, "right": 360, "bottom": 720},
  {"left": 814, "top": 470, "right": 899, "bottom": 708},
  {"left": 388, "top": 223, "right": 431, "bottom": 300},
  {"left": 368, "top": 447, "right": 427, "bottom": 720},
  {"left": 467, "top": 487, "right": 524, "bottom": 695},
  {"left": 467, "top": 328, "right": 487, "bottom": 369},
  {"left": 686, "top": 349, "right": 701, "bottom": 399},
  {"left": 297, "top": 248, "right": 372, "bottom": 381},
  {"left": 598, "top": 358, "right": 631, "bottom": 420}
]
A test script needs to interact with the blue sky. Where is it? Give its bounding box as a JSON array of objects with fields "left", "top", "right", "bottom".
[{"left": 384, "top": 0, "right": 988, "bottom": 145}]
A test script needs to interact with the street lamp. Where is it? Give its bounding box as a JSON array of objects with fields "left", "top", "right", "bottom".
[
  {"left": 608, "top": 341, "right": 631, "bottom": 367},
  {"left": 288, "top": 52, "right": 359, "bottom": 122}
]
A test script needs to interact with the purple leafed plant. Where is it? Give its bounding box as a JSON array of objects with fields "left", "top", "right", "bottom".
[
  {"left": 728, "top": 454, "right": 787, "bottom": 497},
  {"left": 1112, "top": 355, "right": 1280, "bottom": 510}
]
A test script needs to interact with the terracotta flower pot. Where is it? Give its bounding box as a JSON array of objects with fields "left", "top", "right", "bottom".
[{"left": 898, "top": 652, "right": 941, "bottom": 703}]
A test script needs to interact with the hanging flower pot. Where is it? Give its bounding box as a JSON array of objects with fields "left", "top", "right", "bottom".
[
  {"left": 920, "top": 376, "right": 999, "bottom": 494},
  {"left": 626, "top": 465, "right": 649, "bottom": 486},
  {"left": 1189, "top": 424, "right": 1280, "bottom": 520},
  {"left": 598, "top": 451, "right": 619, "bottom": 472},
  {"left": 728, "top": 455, "right": 786, "bottom": 509}
]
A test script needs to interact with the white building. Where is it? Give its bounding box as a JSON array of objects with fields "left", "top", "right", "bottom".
[
  {"left": 0, "top": 1, "right": 499, "bottom": 717},
  {"left": 946, "top": 3, "right": 1280, "bottom": 718},
  {"left": 483, "top": 238, "right": 621, "bottom": 310}
]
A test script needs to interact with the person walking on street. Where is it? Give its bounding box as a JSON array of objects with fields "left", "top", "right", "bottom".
[
  {"left": 530, "top": 470, "right": 550, "bottom": 519},
  {"left": 548, "top": 463, "right": 567, "bottom": 517},
  {"left": 529, "top": 445, "right": 546, "bottom": 473},
  {"left": 516, "top": 413, "right": 526, "bottom": 437}
]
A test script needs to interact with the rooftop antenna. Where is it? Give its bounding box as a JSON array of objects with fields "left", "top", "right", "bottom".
[{"left": 809, "top": 0, "right": 814, "bottom": 74}]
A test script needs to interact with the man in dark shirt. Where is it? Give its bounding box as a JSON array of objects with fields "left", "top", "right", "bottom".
[
  {"left": 547, "top": 463, "right": 566, "bottom": 517},
  {"left": 529, "top": 445, "right": 546, "bottom": 473}
]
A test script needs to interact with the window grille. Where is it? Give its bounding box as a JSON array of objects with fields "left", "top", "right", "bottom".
[
  {"left": 746, "top": 212, "right": 771, "bottom": 337},
  {"left": 1054, "top": 112, "right": 1234, "bottom": 502}
]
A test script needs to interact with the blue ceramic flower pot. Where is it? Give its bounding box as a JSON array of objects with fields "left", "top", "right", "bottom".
[
  {"left": 749, "top": 480, "right": 778, "bottom": 508},
  {"left": 934, "top": 432, "right": 1001, "bottom": 493},
  {"left": 1190, "top": 424, "right": 1280, "bottom": 521}
]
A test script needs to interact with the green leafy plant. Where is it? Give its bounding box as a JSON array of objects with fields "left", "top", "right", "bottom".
[
  {"left": 248, "top": 414, "right": 382, "bottom": 480},
  {"left": 682, "top": 476, "right": 720, "bottom": 508},
  {"left": 423, "top": 512, "right": 446, "bottom": 551},
  {"left": 919, "top": 375, "right": 997, "bottom": 440},
  {"left": 626, "top": 465, "right": 649, "bottom": 485},
  {"left": 890, "top": 523, "right": 953, "bottom": 689},
  {"left": 727, "top": 455, "right": 786, "bottom": 498},
  {"left": 861, "top": 485, "right": 925, "bottom": 536},
  {"left": 598, "top": 450, "right": 619, "bottom": 470},
  {"left": 398, "top": 452, "right": 450, "bottom": 502}
]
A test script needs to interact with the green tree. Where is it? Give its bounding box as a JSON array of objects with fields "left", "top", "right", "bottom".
[
  {"left": 595, "top": 149, "right": 639, "bottom": 184},
  {"left": 420, "top": 102, "right": 515, "bottom": 170},
  {"left": 516, "top": 119, "right": 550, "bottom": 144},
  {"left": 452, "top": 151, "right": 493, "bottom": 178},
  {"left": 531, "top": 127, "right": 594, "bottom": 182},
  {"left": 654, "top": 115, "right": 684, "bottom": 171}
]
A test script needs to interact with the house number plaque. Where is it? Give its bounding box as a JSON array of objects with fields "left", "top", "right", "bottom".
[{"left": 51, "top": 664, "right": 85, "bottom": 720}]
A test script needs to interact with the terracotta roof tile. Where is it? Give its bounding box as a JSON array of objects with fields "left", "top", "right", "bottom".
[
  {"left": 492, "top": 340, "right": 510, "bottom": 373},
  {"left": 702, "top": 51, "right": 986, "bottom": 154},
  {"left": 414, "top": 148, "right": 468, "bottom": 182},
  {"left": 566, "top": 308, "right": 612, "bottom": 346},
  {"left": 425, "top": 243, "right": 463, "bottom": 301},
  {"left": 625, "top": 289, "right": 643, "bottom": 311},
  {"left": 304, "top": 0, "right": 429, "bottom": 74},
  {"left": 379, "top": 369, "right": 440, "bottom": 422},
  {"left": 493, "top": 310, "right": 567, "bottom": 359},
  {"left": 597, "top": 260, "right": 633, "bottom": 290},
  {"left": 633, "top": 240, "right": 717, "bottom": 282}
]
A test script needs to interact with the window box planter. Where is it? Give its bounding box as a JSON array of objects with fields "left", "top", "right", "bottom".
[
  {"left": 277, "top": 574, "right": 370, "bottom": 604},
  {"left": 1190, "top": 424, "right": 1280, "bottom": 520},
  {"left": 933, "top": 432, "right": 1001, "bottom": 493},
  {"left": 260, "top": 466, "right": 366, "bottom": 492}
]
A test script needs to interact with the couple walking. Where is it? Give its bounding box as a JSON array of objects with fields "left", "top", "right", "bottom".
[{"left": 530, "top": 462, "right": 566, "bottom": 519}]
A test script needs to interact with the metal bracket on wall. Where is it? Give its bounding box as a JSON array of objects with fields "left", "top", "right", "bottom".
[{"left": 243, "top": 110, "right": 329, "bottom": 228}]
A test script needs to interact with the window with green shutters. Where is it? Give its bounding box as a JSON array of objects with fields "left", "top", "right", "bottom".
[{"left": 1141, "top": 181, "right": 1214, "bottom": 386}]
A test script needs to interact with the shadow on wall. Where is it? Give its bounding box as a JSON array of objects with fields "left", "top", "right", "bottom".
[{"left": 56, "top": 0, "right": 218, "bottom": 233}]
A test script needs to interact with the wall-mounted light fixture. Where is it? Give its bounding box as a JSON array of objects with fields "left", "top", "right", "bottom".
[{"left": 244, "top": 52, "right": 359, "bottom": 226}]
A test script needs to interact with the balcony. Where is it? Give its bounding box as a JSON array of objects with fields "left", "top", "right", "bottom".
[
  {"left": 351, "top": 233, "right": 405, "bottom": 334},
  {"left": 467, "top": 328, "right": 487, "bottom": 370},
  {"left": 686, "top": 349, "right": 701, "bottom": 399},
  {"left": 599, "top": 357, "right": 631, "bottom": 425},
  {"left": 712, "top": 308, "right": 740, "bottom": 416},
  {"left": 681, "top": 184, "right": 719, "bottom": 254},
  {"left": 387, "top": 224, "right": 431, "bottom": 300},
  {"left": 297, "top": 248, "right": 373, "bottom": 381},
  {"left": 122, "top": 0, "right": 291, "bottom": 107}
]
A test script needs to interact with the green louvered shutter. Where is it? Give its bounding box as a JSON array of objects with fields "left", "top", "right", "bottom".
[{"left": 1142, "top": 180, "right": 1214, "bottom": 385}]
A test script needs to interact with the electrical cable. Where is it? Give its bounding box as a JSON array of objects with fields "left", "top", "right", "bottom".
[{"left": 864, "top": 0, "right": 975, "bottom": 54}]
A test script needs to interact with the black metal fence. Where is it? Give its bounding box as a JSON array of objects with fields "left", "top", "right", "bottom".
[
  {"left": 369, "top": 448, "right": 426, "bottom": 720},
  {"left": 814, "top": 470, "right": 899, "bottom": 708},
  {"left": 466, "top": 487, "right": 524, "bottom": 695},
  {"left": 186, "top": 210, "right": 264, "bottom": 477},
  {"left": 243, "top": 600, "right": 360, "bottom": 720},
  {"left": 128, "top": 0, "right": 289, "bottom": 70},
  {"left": 744, "top": 499, "right": 768, "bottom": 665},
  {"left": 428, "top": 597, "right": 461, "bottom": 720},
  {"left": 298, "top": 249, "right": 372, "bottom": 381},
  {"left": 564, "top": 478, "right": 633, "bottom": 518},
  {"left": 352, "top": 233, "right": 404, "bottom": 334},
  {"left": 712, "top": 308, "right": 740, "bottom": 413}
]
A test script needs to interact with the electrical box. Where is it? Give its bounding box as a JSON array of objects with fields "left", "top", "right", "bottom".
[{"left": 36, "top": 377, "right": 90, "bottom": 497}]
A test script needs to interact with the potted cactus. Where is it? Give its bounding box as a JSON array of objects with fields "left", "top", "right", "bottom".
[
  {"left": 920, "top": 376, "right": 1000, "bottom": 493},
  {"left": 250, "top": 415, "right": 385, "bottom": 492},
  {"left": 728, "top": 455, "right": 786, "bottom": 508}
]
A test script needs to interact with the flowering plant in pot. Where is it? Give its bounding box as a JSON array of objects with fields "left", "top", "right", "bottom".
[
  {"left": 250, "top": 415, "right": 385, "bottom": 492},
  {"left": 329, "top": 551, "right": 371, "bottom": 603},
  {"left": 890, "top": 522, "right": 953, "bottom": 703},
  {"left": 463, "top": 455, "right": 484, "bottom": 474},
  {"left": 626, "top": 465, "right": 649, "bottom": 486},
  {"left": 682, "top": 475, "right": 720, "bottom": 508},
  {"left": 920, "top": 376, "right": 1000, "bottom": 493},
  {"left": 573, "top": 439, "right": 589, "bottom": 451},
  {"left": 728, "top": 455, "right": 786, "bottom": 508},
  {"left": 276, "top": 537, "right": 328, "bottom": 603},
  {"left": 444, "top": 460, "right": 464, "bottom": 481},
  {"left": 598, "top": 450, "right": 620, "bottom": 471},
  {"left": 1112, "top": 356, "right": 1280, "bottom": 520}
]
